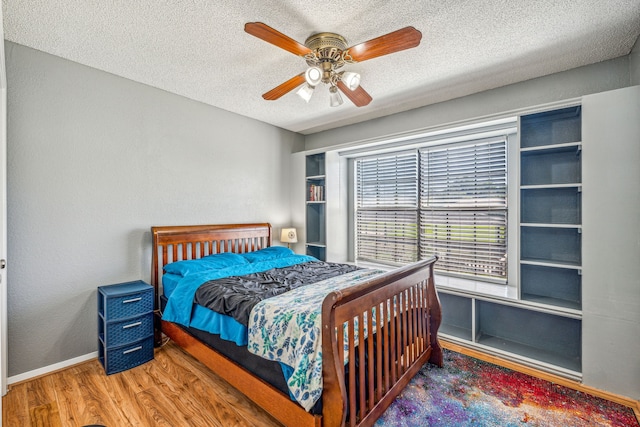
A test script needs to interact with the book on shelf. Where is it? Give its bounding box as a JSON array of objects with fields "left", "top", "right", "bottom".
[{"left": 308, "top": 184, "right": 324, "bottom": 202}]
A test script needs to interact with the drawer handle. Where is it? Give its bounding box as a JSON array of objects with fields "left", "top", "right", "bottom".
[
  {"left": 123, "top": 346, "right": 142, "bottom": 355},
  {"left": 123, "top": 321, "right": 142, "bottom": 329},
  {"left": 122, "top": 297, "right": 142, "bottom": 304}
]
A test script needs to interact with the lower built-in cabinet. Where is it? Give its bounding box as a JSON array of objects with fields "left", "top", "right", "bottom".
[
  {"left": 439, "top": 291, "right": 582, "bottom": 377},
  {"left": 438, "top": 292, "right": 473, "bottom": 341}
]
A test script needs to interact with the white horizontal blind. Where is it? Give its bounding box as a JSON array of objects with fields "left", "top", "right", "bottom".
[
  {"left": 420, "top": 140, "right": 507, "bottom": 280},
  {"left": 356, "top": 152, "right": 418, "bottom": 265}
]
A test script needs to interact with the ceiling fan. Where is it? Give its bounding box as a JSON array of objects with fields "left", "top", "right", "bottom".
[{"left": 244, "top": 22, "right": 422, "bottom": 107}]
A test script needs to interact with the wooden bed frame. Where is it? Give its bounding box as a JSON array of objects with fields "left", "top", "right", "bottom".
[{"left": 151, "top": 223, "right": 443, "bottom": 427}]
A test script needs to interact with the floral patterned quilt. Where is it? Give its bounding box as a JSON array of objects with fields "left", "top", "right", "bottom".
[{"left": 247, "top": 268, "right": 384, "bottom": 411}]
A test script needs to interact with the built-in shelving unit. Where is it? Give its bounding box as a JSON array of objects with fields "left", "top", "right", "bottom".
[
  {"left": 437, "top": 105, "right": 583, "bottom": 380},
  {"left": 306, "top": 153, "right": 326, "bottom": 261},
  {"left": 520, "top": 105, "right": 582, "bottom": 309}
]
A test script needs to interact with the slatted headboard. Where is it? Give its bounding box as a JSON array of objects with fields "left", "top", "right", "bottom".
[{"left": 150, "top": 223, "right": 272, "bottom": 307}]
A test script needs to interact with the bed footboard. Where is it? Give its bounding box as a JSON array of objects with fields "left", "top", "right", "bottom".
[{"left": 321, "top": 256, "right": 441, "bottom": 427}]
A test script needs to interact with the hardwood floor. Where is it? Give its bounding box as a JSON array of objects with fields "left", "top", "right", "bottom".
[
  {"left": 3, "top": 341, "right": 283, "bottom": 427},
  {"left": 4, "top": 340, "right": 639, "bottom": 426}
]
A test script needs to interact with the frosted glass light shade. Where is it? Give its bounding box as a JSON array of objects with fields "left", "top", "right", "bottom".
[
  {"left": 297, "top": 84, "right": 315, "bottom": 103},
  {"left": 342, "top": 71, "right": 361, "bottom": 90},
  {"left": 329, "top": 86, "right": 343, "bottom": 107},
  {"left": 305, "top": 67, "right": 323, "bottom": 86}
]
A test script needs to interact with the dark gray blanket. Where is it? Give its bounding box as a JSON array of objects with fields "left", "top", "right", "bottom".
[{"left": 194, "top": 261, "right": 360, "bottom": 326}]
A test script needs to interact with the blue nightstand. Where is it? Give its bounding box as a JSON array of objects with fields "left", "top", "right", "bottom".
[{"left": 98, "top": 280, "right": 154, "bottom": 374}]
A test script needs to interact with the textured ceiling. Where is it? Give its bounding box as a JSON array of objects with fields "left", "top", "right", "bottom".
[{"left": 3, "top": 1, "right": 640, "bottom": 134}]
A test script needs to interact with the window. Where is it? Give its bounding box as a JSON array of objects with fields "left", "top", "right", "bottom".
[
  {"left": 355, "top": 138, "right": 507, "bottom": 282},
  {"left": 356, "top": 152, "right": 418, "bottom": 265}
]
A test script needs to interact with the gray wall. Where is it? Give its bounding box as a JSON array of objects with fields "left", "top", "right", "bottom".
[
  {"left": 304, "top": 57, "right": 632, "bottom": 152},
  {"left": 631, "top": 35, "right": 640, "bottom": 85},
  {"left": 6, "top": 41, "right": 303, "bottom": 376},
  {"left": 582, "top": 86, "right": 640, "bottom": 400}
]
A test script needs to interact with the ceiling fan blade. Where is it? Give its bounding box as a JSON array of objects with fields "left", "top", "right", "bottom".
[
  {"left": 337, "top": 81, "right": 372, "bottom": 107},
  {"left": 262, "top": 74, "right": 306, "bottom": 100},
  {"left": 245, "top": 22, "right": 312, "bottom": 57},
  {"left": 346, "top": 26, "right": 422, "bottom": 62}
]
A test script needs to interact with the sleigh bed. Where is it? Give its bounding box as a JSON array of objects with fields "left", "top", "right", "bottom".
[{"left": 151, "top": 223, "right": 443, "bottom": 427}]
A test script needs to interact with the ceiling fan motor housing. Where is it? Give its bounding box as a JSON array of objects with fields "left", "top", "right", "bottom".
[
  {"left": 304, "top": 32, "right": 353, "bottom": 83},
  {"left": 304, "top": 32, "right": 348, "bottom": 51}
]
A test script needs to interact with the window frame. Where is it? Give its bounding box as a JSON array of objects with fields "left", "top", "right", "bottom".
[{"left": 349, "top": 121, "right": 518, "bottom": 287}]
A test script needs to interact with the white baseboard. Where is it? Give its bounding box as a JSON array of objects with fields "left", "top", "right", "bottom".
[{"left": 7, "top": 351, "right": 98, "bottom": 385}]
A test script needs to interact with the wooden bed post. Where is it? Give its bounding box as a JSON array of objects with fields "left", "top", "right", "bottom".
[
  {"left": 321, "top": 292, "right": 348, "bottom": 427},
  {"left": 427, "top": 261, "right": 443, "bottom": 367}
]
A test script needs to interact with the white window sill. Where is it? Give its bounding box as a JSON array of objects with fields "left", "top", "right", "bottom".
[
  {"left": 357, "top": 260, "right": 517, "bottom": 301},
  {"left": 434, "top": 274, "right": 517, "bottom": 300}
]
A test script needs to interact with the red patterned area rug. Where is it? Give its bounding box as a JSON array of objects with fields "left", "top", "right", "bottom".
[{"left": 376, "top": 349, "right": 639, "bottom": 427}]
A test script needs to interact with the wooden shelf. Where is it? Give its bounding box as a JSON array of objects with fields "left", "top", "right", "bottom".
[
  {"left": 520, "top": 141, "right": 581, "bottom": 152},
  {"left": 519, "top": 259, "right": 582, "bottom": 270}
]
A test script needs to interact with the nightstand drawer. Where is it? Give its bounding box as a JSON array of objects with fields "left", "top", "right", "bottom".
[
  {"left": 98, "top": 281, "right": 153, "bottom": 321},
  {"left": 99, "top": 336, "right": 154, "bottom": 375},
  {"left": 101, "top": 313, "right": 153, "bottom": 347}
]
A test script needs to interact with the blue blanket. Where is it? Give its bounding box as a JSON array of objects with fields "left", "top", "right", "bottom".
[{"left": 162, "top": 253, "right": 317, "bottom": 329}]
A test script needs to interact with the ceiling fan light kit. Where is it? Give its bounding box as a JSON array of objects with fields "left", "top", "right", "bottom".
[
  {"left": 304, "top": 66, "right": 323, "bottom": 86},
  {"left": 296, "top": 84, "right": 315, "bottom": 103},
  {"left": 341, "top": 71, "right": 361, "bottom": 91},
  {"left": 245, "top": 22, "right": 422, "bottom": 108},
  {"left": 329, "top": 86, "right": 344, "bottom": 107}
]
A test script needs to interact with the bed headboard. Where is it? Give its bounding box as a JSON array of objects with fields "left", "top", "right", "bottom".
[{"left": 150, "top": 223, "right": 272, "bottom": 301}]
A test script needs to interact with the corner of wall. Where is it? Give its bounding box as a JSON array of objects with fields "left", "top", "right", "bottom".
[{"left": 630, "top": 34, "right": 640, "bottom": 86}]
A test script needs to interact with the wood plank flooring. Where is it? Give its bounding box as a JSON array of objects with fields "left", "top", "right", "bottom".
[
  {"left": 4, "top": 340, "right": 639, "bottom": 426},
  {"left": 3, "top": 341, "right": 283, "bottom": 427}
]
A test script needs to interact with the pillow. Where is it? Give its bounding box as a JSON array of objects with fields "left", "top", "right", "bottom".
[
  {"left": 163, "top": 252, "right": 248, "bottom": 277},
  {"left": 240, "top": 246, "right": 295, "bottom": 263}
]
